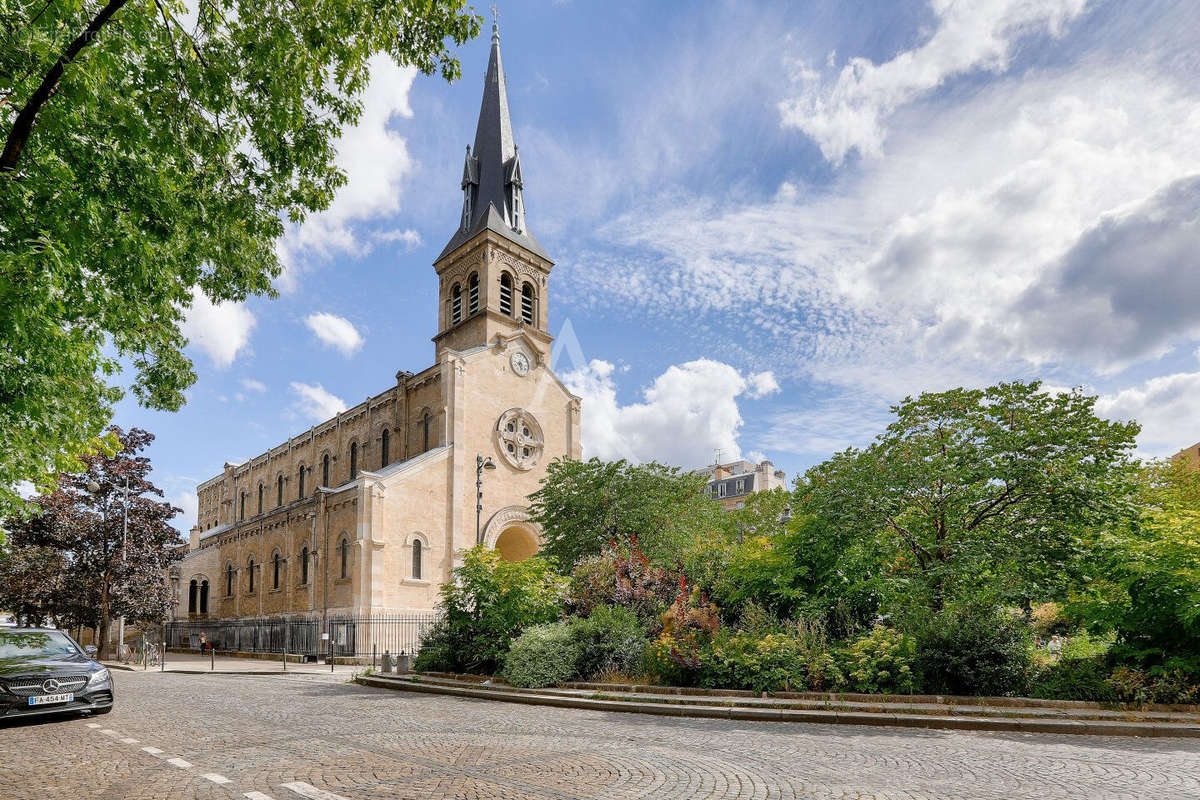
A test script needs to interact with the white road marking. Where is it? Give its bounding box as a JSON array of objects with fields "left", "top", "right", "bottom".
[
  {"left": 202, "top": 773, "right": 232, "bottom": 785},
  {"left": 166, "top": 757, "right": 192, "bottom": 769},
  {"left": 86, "top": 723, "right": 102, "bottom": 728},
  {"left": 280, "top": 782, "right": 351, "bottom": 800},
  {"left": 120, "top": 737, "right": 139, "bottom": 744},
  {"left": 244, "top": 793, "right": 276, "bottom": 800},
  {"left": 142, "top": 746, "right": 164, "bottom": 756}
]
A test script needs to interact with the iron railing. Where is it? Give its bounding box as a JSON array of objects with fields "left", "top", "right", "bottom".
[{"left": 165, "top": 613, "right": 439, "bottom": 660}]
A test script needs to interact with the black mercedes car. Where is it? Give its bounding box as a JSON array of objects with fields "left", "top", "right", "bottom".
[{"left": 0, "top": 628, "right": 114, "bottom": 720}]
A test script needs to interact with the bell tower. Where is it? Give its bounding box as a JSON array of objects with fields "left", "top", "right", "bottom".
[{"left": 433, "top": 18, "right": 554, "bottom": 363}]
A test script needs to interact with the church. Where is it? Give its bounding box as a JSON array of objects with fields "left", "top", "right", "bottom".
[{"left": 171, "top": 22, "right": 581, "bottom": 625}]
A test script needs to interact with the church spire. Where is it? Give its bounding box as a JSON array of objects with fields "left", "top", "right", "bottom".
[{"left": 439, "top": 11, "right": 547, "bottom": 261}]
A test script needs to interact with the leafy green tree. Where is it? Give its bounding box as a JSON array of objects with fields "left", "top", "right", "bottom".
[
  {"left": 415, "top": 546, "right": 566, "bottom": 674},
  {"left": 0, "top": 0, "right": 480, "bottom": 518},
  {"left": 530, "top": 457, "right": 724, "bottom": 571},
  {"left": 800, "top": 381, "right": 1140, "bottom": 612},
  {"left": 0, "top": 427, "right": 183, "bottom": 658}
]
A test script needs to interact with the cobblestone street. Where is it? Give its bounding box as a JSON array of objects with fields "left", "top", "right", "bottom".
[{"left": 1, "top": 670, "right": 1198, "bottom": 800}]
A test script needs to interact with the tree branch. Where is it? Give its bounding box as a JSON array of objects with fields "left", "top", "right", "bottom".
[{"left": 0, "top": 0, "right": 129, "bottom": 173}]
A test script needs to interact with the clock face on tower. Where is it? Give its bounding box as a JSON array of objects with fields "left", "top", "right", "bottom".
[{"left": 510, "top": 351, "right": 531, "bottom": 376}]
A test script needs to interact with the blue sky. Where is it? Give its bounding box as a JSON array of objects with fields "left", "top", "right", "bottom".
[{"left": 111, "top": 0, "right": 1200, "bottom": 531}]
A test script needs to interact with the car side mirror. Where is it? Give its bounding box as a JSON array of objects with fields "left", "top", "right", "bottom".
[{"left": 84, "top": 645, "right": 98, "bottom": 658}]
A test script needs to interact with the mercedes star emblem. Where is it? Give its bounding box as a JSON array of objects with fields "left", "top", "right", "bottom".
[{"left": 42, "top": 678, "right": 61, "bottom": 693}]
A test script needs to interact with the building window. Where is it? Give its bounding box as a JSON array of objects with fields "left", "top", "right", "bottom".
[
  {"left": 277, "top": 475, "right": 283, "bottom": 507},
  {"left": 298, "top": 465, "right": 305, "bottom": 499},
  {"left": 240, "top": 492, "right": 246, "bottom": 520},
  {"left": 422, "top": 413, "right": 431, "bottom": 452},
  {"left": 451, "top": 283, "right": 463, "bottom": 324},
  {"left": 225, "top": 564, "right": 234, "bottom": 597},
  {"left": 718, "top": 483, "right": 727, "bottom": 498},
  {"left": 412, "top": 540, "right": 422, "bottom": 580},
  {"left": 300, "top": 547, "right": 309, "bottom": 585},
  {"left": 248, "top": 558, "right": 256, "bottom": 594},
  {"left": 339, "top": 537, "right": 349, "bottom": 579},
  {"left": 521, "top": 282, "right": 535, "bottom": 324},
  {"left": 257, "top": 483, "right": 263, "bottom": 515},
  {"left": 468, "top": 272, "right": 479, "bottom": 314},
  {"left": 735, "top": 479, "right": 744, "bottom": 494},
  {"left": 349, "top": 442, "right": 358, "bottom": 480},
  {"left": 499, "top": 272, "right": 513, "bottom": 316},
  {"left": 381, "top": 429, "right": 390, "bottom": 468},
  {"left": 199, "top": 580, "right": 209, "bottom": 615},
  {"left": 272, "top": 551, "right": 281, "bottom": 590},
  {"left": 322, "top": 454, "right": 330, "bottom": 487},
  {"left": 188, "top": 579, "right": 197, "bottom": 614}
]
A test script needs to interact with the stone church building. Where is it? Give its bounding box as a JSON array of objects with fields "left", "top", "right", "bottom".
[{"left": 172, "top": 24, "right": 581, "bottom": 624}]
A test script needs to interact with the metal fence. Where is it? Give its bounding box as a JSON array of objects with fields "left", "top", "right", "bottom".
[{"left": 165, "top": 613, "right": 439, "bottom": 661}]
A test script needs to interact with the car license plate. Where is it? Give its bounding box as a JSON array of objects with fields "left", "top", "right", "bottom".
[{"left": 28, "top": 692, "right": 73, "bottom": 706}]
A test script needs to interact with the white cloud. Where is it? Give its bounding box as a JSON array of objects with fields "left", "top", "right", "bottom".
[
  {"left": 560, "top": 358, "right": 775, "bottom": 468},
  {"left": 171, "top": 491, "right": 198, "bottom": 531},
  {"left": 180, "top": 286, "right": 256, "bottom": 369},
  {"left": 289, "top": 382, "right": 348, "bottom": 423},
  {"left": 305, "top": 312, "right": 364, "bottom": 357},
  {"left": 1095, "top": 370, "right": 1200, "bottom": 458},
  {"left": 240, "top": 378, "right": 267, "bottom": 393},
  {"left": 374, "top": 228, "right": 423, "bottom": 250},
  {"left": 780, "top": 0, "right": 1091, "bottom": 163}
]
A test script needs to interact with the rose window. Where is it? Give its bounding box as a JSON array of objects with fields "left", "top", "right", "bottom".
[{"left": 495, "top": 408, "right": 544, "bottom": 470}]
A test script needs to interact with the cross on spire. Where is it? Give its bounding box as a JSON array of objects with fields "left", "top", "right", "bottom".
[{"left": 490, "top": 4, "right": 500, "bottom": 40}]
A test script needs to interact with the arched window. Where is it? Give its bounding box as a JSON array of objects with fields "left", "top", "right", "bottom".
[
  {"left": 240, "top": 492, "right": 246, "bottom": 520},
  {"left": 276, "top": 475, "right": 283, "bottom": 507},
  {"left": 199, "top": 580, "right": 209, "bottom": 615},
  {"left": 468, "top": 272, "right": 480, "bottom": 315},
  {"left": 322, "top": 453, "right": 330, "bottom": 487},
  {"left": 349, "top": 442, "right": 358, "bottom": 480},
  {"left": 339, "top": 537, "right": 349, "bottom": 579},
  {"left": 521, "top": 282, "right": 535, "bottom": 325},
  {"left": 422, "top": 413, "right": 431, "bottom": 452},
  {"left": 272, "top": 551, "right": 281, "bottom": 590},
  {"left": 225, "top": 563, "right": 234, "bottom": 597},
  {"left": 248, "top": 557, "right": 256, "bottom": 594},
  {"left": 298, "top": 465, "right": 305, "bottom": 499},
  {"left": 451, "top": 283, "right": 463, "bottom": 324},
  {"left": 412, "top": 540, "right": 422, "bottom": 580},
  {"left": 499, "top": 273, "right": 513, "bottom": 316},
  {"left": 257, "top": 483, "right": 263, "bottom": 515},
  {"left": 188, "top": 579, "right": 197, "bottom": 614},
  {"left": 300, "top": 547, "right": 309, "bottom": 585},
  {"left": 381, "top": 429, "right": 390, "bottom": 468}
]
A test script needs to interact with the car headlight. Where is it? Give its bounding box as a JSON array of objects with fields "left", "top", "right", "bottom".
[{"left": 87, "top": 667, "right": 111, "bottom": 688}]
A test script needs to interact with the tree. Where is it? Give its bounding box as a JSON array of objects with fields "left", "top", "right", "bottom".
[
  {"left": 800, "top": 381, "right": 1140, "bottom": 612},
  {"left": 0, "top": 0, "right": 480, "bottom": 518},
  {"left": 0, "top": 426, "right": 183, "bottom": 657},
  {"left": 529, "top": 457, "right": 725, "bottom": 572}
]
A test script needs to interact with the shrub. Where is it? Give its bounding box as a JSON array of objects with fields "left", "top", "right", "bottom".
[
  {"left": 1030, "top": 602, "right": 1073, "bottom": 636},
  {"left": 1109, "top": 668, "right": 1200, "bottom": 706},
  {"left": 504, "top": 622, "right": 580, "bottom": 688},
  {"left": 700, "top": 631, "right": 807, "bottom": 693},
  {"left": 915, "top": 603, "right": 1033, "bottom": 696},
  {"left": 1030, "top": 656, "right": 1118, "bottom": 702},
  {"left": 416, "top": 546, "right": 566, "bottom": 674},
  {"left": 570, "top": 605, "right": 646, "bottom": 680},
  {"left": 840, "top": 625, "right": 918, "bottom": 694},
  {"left": 567, "top": 538, "right": 678, "bottom": 626}
]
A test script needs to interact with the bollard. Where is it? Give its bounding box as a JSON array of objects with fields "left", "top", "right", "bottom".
[
  {"left": 211, "top": 644, "right": 215, "bottom": 671},
  {"left": 381, "top": 650, "right": 393, "bottom": 673},
  {"left": 396, "top": 652, "right": 411, "bottom": 673}
]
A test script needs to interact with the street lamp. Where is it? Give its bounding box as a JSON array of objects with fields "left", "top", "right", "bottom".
[{"left": 476, "top": 454, "right": 497, "bottom": 545}]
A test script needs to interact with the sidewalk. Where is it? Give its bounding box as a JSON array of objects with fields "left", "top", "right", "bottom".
[{"left": 103, "top": 651, "right": 361, "bottom": 676}]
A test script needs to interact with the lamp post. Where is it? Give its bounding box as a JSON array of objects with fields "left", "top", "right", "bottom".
[{"left": 476, "top": 454, "right": 497, "bottom": 545}]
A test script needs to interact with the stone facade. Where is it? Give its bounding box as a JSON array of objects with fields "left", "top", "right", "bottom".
[{"left": 171, "top": 27, "right": 581, "bottom": 623}]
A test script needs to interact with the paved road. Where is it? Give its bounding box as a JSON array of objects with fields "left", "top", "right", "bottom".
[{"left": 2, "top": 670, "right": 1198, "bottom": 800}]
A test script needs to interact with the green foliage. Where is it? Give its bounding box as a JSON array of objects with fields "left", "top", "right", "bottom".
[
  {"left": 699, "top": 624, "right": 843, "bottom": 694},
  {"left": 569, "top": 605, "right": 646, "bottom": 681},
  {"left": 0, "top": 0, "right": 480, "bottom": 519},
  {"left": 800, "top": 381, "right": 1140, "bottom": 612},
  {"left": 415, "top": 547, "right": 566, "bottom": 674},
  {"left": 566, "top": 540, "right": 678, "bottom": 626},
  {"left": 530, "top": 457, "right": 724, "bottom": 571},
  {"left": 839, "top": 626, "right": 918, "bottom": 695},
  {"left": 1030, "top": 657, "right": 1118, "bottom": 702},
  {"left": 915, "top": 604, "right": 1033, "bottom": 696},
  {"left": 503, "top": 622, "right": 580, "bottom": 689}
]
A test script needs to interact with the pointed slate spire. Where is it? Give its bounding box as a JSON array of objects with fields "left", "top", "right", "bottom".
[{"left": 439, "top": 15, "right": 547, "bottom": 261}]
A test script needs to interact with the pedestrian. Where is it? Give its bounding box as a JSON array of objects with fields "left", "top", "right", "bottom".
[{"left": 1047, "top": 634, "right": 1062, "bottom": 658}]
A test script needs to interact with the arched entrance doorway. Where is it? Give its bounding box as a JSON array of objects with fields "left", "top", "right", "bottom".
[{"left": 495, "top": 526, "right": 539, "bottom": 561}]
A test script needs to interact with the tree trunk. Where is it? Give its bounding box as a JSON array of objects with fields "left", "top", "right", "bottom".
[
  {"left": 97, "top": 582, "right": 111, "bottom": 661},
  {"left": 0, "top": 0, "right": 129, "bottom": 172}
]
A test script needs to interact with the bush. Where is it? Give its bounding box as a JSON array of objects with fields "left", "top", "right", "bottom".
[
  {"left": 570, "top": 605, "right": 646, "bottom": 680},
  {"left": 1030, "top": 602, "right": 1073, "bottom": 636},
  {"left": 915, "top": 604, "right": 1033, "bottom": 696},
  {"left": 1030, "top": 656, "right": 1118, "bottom": 702},
  {"left": 840, "top": 625, "right": 918, "bottom": 694},
  {"left": 700, "top": 631, "right": 808, "bottom": 693},
  {"left": 504, "top": 622, "right": 580, "bottom": 688},
  {"left": 567, "top": 539, "right": 678, "bottom": 626},
  {"left": 415, "top": 546, "right": 566, "bottom": 674}
]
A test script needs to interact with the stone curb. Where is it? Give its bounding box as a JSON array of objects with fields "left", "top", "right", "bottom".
[{"left": 357, "top": 674, "right": 1200, "bottom": 739}]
